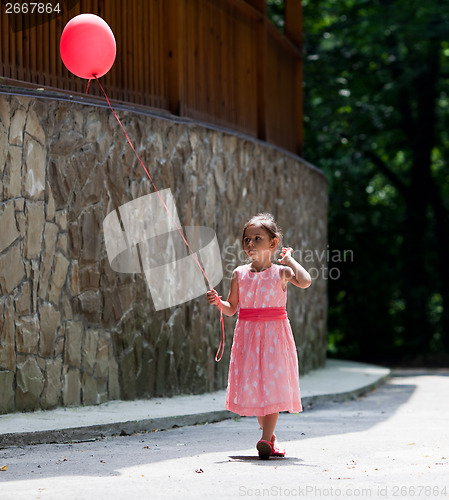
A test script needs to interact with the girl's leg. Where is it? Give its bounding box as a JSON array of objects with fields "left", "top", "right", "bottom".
[
  {"left": 258, "top": 412, "right": 279, "bottom": 442},
  {"left": 256, "top": 413, "right": 285, "bottom": 458}
]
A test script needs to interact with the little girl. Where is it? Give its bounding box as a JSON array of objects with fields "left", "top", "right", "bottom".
[{"left": 207, "top": 213, "right": 311, "bottom": 460}]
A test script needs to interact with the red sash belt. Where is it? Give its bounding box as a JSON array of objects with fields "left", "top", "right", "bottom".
[{"left": 238, "top": 307, "right": 288, "bottom": 321}]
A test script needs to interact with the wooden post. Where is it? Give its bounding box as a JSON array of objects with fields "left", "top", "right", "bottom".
[
  {"left": 164, "top": 0, "right": 186, "bottom": 116},
  {"left": 285, "top": 0, "right": 302, "bottom": 48},
  {"left": 253, "top": 0, "right": 267, "bottom": 142},
  {"left": 285, "top": 0, "right": 303, "bottom": 156}
]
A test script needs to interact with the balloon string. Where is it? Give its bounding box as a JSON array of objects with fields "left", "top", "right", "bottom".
[
  {"left": 91, "top": 76, "right": 225, "bottom": 362},
  {"left": 215, "top": 298, "right": 225, "bottom": 362},
  {"left": 93, "top": 76, "right": 210, "bottom": 287}
]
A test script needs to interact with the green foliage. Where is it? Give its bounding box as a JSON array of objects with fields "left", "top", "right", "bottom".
[
  {"left": 267, "top": 0, "right": 285, "bottom": 32},
  {"left": 301, "top": 0, "right": 449, "bottom": 364}
]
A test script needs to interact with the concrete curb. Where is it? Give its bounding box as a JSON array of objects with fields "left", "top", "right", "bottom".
[
  {"left": 300, "top": 372, "right": 391, "bottom": 407},
  {"left": 0, "top": 411, "right": 233, "bottom": 449}
]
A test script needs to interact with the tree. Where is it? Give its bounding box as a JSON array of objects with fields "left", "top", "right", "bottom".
[{"left": 301, "top": 0, "right": 449, "bottom": 363}]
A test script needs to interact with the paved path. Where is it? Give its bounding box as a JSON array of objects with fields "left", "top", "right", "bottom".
[
  {"left": 0, "top": 360, "right": 389, "bottom": 447},
  {"left": 0, "top": 372, "right": 448, "bottom": 499}
]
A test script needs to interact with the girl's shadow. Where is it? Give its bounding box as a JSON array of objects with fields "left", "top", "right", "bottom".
[{"left": 222, "top": 455, "right": 310, "bottom": 466}]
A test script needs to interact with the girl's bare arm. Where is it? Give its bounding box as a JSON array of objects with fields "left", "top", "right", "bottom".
[{"left": 279, "top": 247, "right": 312, "bottom": 289}]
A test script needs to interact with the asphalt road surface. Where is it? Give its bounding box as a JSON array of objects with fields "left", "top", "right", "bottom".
[{"left": 0, "top": 374, "right": 448, "bottom": 499}]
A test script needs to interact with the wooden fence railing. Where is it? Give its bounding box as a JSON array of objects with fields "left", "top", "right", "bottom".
[{"left": 0, "top": 0, "right": 303, "bottom": 155}]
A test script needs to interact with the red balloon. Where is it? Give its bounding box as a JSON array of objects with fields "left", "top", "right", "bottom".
[{"left": 60, "top": 14, "right": 116, "bottom": 79}]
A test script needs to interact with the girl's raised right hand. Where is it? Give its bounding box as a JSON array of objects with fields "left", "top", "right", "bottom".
[{"left": 207, "top": 289, "right": 221, "bottom": 306}]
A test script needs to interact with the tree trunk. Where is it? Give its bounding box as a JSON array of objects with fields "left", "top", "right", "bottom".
[
  {"left": 401, "top": 171, "right": 431, "bottom": 356},
  {"left": 429, "top": 183, "right": 449, "bottom": 352},
  {"left": 399, "top": 40, "right": 441, "bottom": 358}
]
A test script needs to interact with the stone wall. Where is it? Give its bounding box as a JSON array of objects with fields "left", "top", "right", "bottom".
[{"left": 0, "top": 92, "right": 328, "bottom": 414}]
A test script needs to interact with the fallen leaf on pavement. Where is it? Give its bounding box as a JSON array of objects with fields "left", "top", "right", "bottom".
[{"left": 0, "top": 466, "right": 7, "bottom": 471}]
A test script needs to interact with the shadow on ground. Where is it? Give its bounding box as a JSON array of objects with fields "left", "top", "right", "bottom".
[{"left": 0, "top": 374, "right": 427, "bottom": 481}]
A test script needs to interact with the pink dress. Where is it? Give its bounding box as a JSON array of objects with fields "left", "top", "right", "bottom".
[{"left": 226, "top": 263, "right": 302, "bottom": 416}]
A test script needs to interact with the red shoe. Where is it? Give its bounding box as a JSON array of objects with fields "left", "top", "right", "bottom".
[
  {"left": 256, "top": 440, "right": 272, "bottom": 460},
  {"left": 270, "top": 444, "right": 286, "bottom": 457},
  {"left": 270, "top": 434, "right": 286, "bottom": 457}
]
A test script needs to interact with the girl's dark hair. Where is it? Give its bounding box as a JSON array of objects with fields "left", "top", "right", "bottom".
[{"left": 241, "top": 213, "right": 283, "bottom": 251}]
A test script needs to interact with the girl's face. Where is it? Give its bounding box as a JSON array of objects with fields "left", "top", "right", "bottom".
[{"left": 243, "top": 224, "right": 278, "bottom": 262}]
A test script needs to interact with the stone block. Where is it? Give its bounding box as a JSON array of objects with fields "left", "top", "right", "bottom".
[
  {"left": 68, "top": 222, "right": 81, "bottom": 259},
  {"left": 48, "top": 160, "right": 69, "bottom": 209},
  {"left": 16, "top": 315, "right": 39, "bottom": 354},
  {"left": 0, "top": 96, "right": 10, "bottom": 132},
  {"left": 80, "top": 207, "right": 102, "bottom": 264},
  {"left": 77, "top": 162, "right": 104, "bottom": 206},
  {"left": 85, "top": 115, "right": 103, "bottom": 144},
  {"left": 119, "top": 348, "right": 137, "bottom": 400},
  {"left": 0, "top": 200, "right": 20, "bottom": 253},
  {"left": 204, "top": 180, "right": 216, "bottom": 226},
  {"left": 48, "top": 252, "right": 69, "bottom": 305},
  {"left": 79, "top": 265, "right": 100, "bottom": 292},
  {"left": 77, "top": 290, "right": 102, "bottom": 323},
  {"left": 23, "top": 136, "right": 46, "bottom": 200},
  {"left": 41, "top": 358, "right": 62, "bottom": 409},
  {"left": 73, "top": 109, "right": 84, "bottom": 134},
  {"left": 14, "top": 197, "right": 25, "bottom": 211},
  {"left": 39, "top": 302, "right": 61, "bottom": 357},
  {"left": 213, "top": 156, "right": 225, "bottom": 194},
  {"left": 38, "top": 222, "right": 58, "bottom": 300},
  {"left": 3, "top": 147, "right": 22, "bottom": 199},
  {"left": 82, "top": 329, "right": 99, "bottom": 374},
  {"left": 0, "top": 243, "right": 26, "bottom": 294},
  {"left": 46, "top": 182, "right": 56, "bottom": 221},
  {"left": 0, "top": 298, "right": 16, "bottom": 371},
  {"left": 95, "top": 378, "right": 108, "bottom": 404},
  {"left": 118, "top": 284, "right": 133, "bottom": 314},
  {"left": 16, "top": 355, "right": 44, "bottom": 411},
  {"left": 101, "top": 291, "right": 115, "bottom": 327},
  {"left": 62, "top": 366, "right": 81, "bottom": 406},
  {"left": 0, "top": 299, "right": 3, "bottom": 332},
  {"left": 55, "top": 210, "right": 67, "bottom": 231},
  {"left": 108, "top": 353, "right": 121, "bottom": 400},
  {"left": 61, "top": 294, "right": 73, "bottom": 321},
  {"left": 50, "top": 128, "right": 84, "bottom": 157},
  {"left": 25, "top": 108, "right": 46, "bottom": 145},
  {"left": 64, "top": 320, "right": 83, "bottom": 367},
  {"left": 9, "top": 107, "right": 26, "bottom": 146},
  {"left": 15, "top": 281, "right": 32, "bottom": 315},
  {"left": 54, "top": 325, "right": 65, "bottom": 358},
  {"left": 56, "top": 232, "right": 68, "bottom": 253},
  {"left": 25, "top": 201, "right": 45, "bottom": 259},
  {"left": 30, "top": 259, "right": 39, "bottom": 314},
  {"left": 16, "top": 210, "right": 26, "bottom": 235},
  {"left": 81, "top": 372, "right": 98, "bottom": 405},
  {"left": 69, "top": 260, "right": 79, "bottom": 295},
  {"left": 0, "top": 370, "right": 15, "bottom": 414},
  {"left": 94, "top": 336, "right": 109, "bottom": 379}
]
